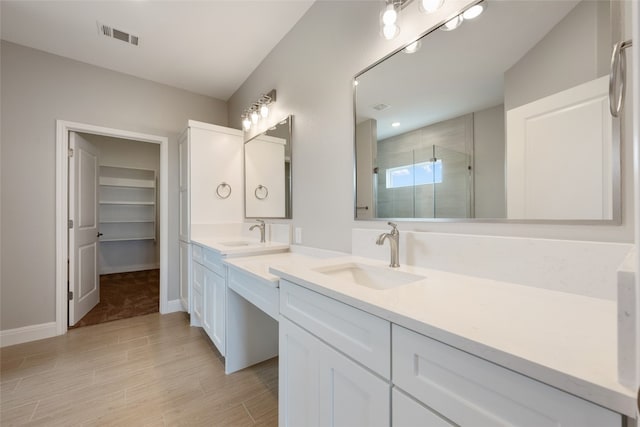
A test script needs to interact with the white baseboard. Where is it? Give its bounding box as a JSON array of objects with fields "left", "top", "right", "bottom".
[
  {"left": 99, "top": 263, "right": 160, "bottom": 275},
  {"left": 0, "top": 322, "right": 58, "bottom": 348},
  {"left": 163, "top": 299, "right": 185, "bottom": 314}
]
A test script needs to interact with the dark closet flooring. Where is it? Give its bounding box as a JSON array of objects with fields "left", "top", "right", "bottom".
[{"left": 71, "top": 269, "right": 159, "bottom": 328}]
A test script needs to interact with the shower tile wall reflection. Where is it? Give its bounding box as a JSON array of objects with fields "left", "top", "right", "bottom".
[{"left": 376, "top": 114, "right": 475, "bottom": 219}]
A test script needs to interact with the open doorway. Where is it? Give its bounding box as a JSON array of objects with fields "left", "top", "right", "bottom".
[
  {"left": 69, "top": 133, "right": 161, "bottom": 328},
  {"left": 55, "top": 121, "right": 169, "bottom": 336}
]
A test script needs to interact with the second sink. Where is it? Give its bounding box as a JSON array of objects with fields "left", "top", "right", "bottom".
[{"left": 313, "top": 262, "right": 425, "bottom": 290}]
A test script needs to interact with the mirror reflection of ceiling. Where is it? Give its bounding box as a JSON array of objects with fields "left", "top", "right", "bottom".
[{"left": 356, "top": 0, "right": 580, "bottom": 140}]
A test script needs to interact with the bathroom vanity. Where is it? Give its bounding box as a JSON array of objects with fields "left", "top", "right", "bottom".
[
  {"left": 272, "top": 256, "right": 635, "bottom": 426},
  {"left": 189, "top": 235, "right": 289, "bottom": 372}
]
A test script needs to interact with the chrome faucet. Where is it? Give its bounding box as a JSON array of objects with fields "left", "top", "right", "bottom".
[
  {"left": 376, "top": 222, "right": 400, "bottom": 268},
  {"left": 250, "top": 219, "right": 266, "bottom": 243}
]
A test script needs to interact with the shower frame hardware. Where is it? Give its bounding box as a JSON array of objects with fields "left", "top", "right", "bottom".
[
  {"left": 609, "top": 39, "right": 633, "bottom": 117},
  {"left": 216, "top": 182, "right": 232, "bottom": 199}
]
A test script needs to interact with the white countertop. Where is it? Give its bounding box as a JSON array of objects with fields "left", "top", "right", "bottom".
[
  {"left": 270, "top": 256, "right": 637, "bottom": 417},
  {"left": 225, "top": 252, "right": 334, "bottom": 287},
  {"left": 191, "top": 236, "right": 289, "bottom": 257}
]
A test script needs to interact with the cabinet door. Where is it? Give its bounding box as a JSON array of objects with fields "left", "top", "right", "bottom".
[
  {"left": 179, "top": 241, "right": 190, "bottom": 313},
  {"left": 190, "top": 127, "right": 243, "bottom": 223},
  {"left": 204, "top": 268, "right": 226, "bottom": 356},
  {"left": 191, "top": 261, "right": 204, "bottom": 327},
  {"left": 392, "top": 388, "right": 453, "bottom": 427},
  {"left": 279, "top": 317, "right": 389, "bottom": 427},
  {"left": 280, "top": 317, "right": 321, "bottom": 427},
  {"left": 318, "top": 336, "right": 390, "bottom": 427},
  {"left": 178, "top": 131, "right": 190, "bottom": 241}
]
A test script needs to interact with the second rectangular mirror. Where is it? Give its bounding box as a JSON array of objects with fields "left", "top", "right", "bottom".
[{"left": 244, "top": 116, "right": 292, "bottom": 219}]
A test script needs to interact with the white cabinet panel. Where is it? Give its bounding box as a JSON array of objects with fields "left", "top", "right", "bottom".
[
  {"left": 228, "top": 267, "right": 279, "bottom": 320},
  {"left": 280, "top": 317, "right": 321, "bottom": 427},
  {"left": 203, "top": 267, "right": 226, "bottom": 356},
  {"left": 392, "top": 325, "right": 621, "bottom": 427},
  {"left": 279, "top": 317, "right": 389, "bottom": 427},
  {"left": 280, "top": 280, "right": 391, "bottom": 379},
  {"left": 318, "top": 334, "right": 390, "bottom": 427},
  {"left": 392, "top": 388, "right": 453, "bottom": 427},
  {"left": 179, "top": 241, "right": 190, "bottom": 313}
]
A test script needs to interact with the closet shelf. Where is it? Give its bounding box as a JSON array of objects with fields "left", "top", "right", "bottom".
[
  {"left": 100, "top": 237, "right": 156, "bottom": 242},
  {"left": 99, "top": 165, "right": 157, "bottom": 242},
  {"left": 99, "top": 201, "right": 155, "bottom": 206},
  {"left": 99, "top": 220, "right": 155, "bottom": 224}
]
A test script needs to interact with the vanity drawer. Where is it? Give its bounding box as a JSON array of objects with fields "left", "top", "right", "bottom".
[
  {"left": 392, "top": 325, "right": 621, "bottom": 427},
  {"left": 192, "top": 243, "right": 203, "bottom": 264},
  {"left": 202, "top": 246, "right": 225, "bottom": 277},
  {"left": 280, "top": 279, "right": 390, "bottom": 379},
  {"left": 228, "top": 267, "right": 278, "bottom": 320}
]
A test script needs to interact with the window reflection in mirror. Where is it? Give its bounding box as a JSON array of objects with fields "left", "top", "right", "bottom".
[
  {"left": 354, "top": 0, "right": 620, "bottom": 222},
  {"left": 244, "top": 116, "right": 292, "bottom": 219}
]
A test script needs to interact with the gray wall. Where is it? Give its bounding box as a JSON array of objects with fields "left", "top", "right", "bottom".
[
  {"left": 0, "top": 41, "right": 227, "bottom": 330},
  {"left": 505, "top": 0, "right": 611, "bottom": 110},
  {"left": 228, "top": 0, "right": 634, "bottom": 253},
  {"left": 473, "top": 105, "right": 506, "bottom": 218}
]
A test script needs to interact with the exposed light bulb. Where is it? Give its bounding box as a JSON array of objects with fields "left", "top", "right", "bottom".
[
  {"left": 260, "top": 103, "right": 269, "bottom": 118},
  {"left": 251, "top": 110, "right": 259, "bottom": 124},
  {"left": 404, "top": 40, "right": 421, "bottom": 54},
  {"left": 441, "top": 15, "right": 463, "bottom": 31},
  {"left": 382, "top": 3, "right": 397, "bottom": 25},
  {"left": 392, "top": 122, "right": 401, "bottom": 127},
  {"left": 354, "top": 80, "right": 359, "bottom": 86},
  {"left": 420, "top": 0, "right": 444, "bottom": 13},
  {"left": 462, "top": 3, "right": 485, "bottom": 20},
  {"left": 383, "top": 23, "right": 399, "bottom": 40},
  {"left": 242, "top": 116, "right": 251, "bottom": 131}
]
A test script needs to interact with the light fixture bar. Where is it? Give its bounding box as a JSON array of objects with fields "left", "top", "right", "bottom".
[{"left": 240, "top": 89, "right": 277, "bottom": 132}]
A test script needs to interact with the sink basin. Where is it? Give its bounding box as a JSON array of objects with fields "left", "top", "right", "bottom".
[
  {"left": 313, "top": 262, "right": 425, "bottom": 290},
  {"left": 220, "top": 241, "right": 252, "bottom": 247}
]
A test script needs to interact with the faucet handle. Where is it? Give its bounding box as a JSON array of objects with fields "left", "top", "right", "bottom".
[
  {"left": 387, "top": 221, "right": 398, "bottom": 230},
  {"left": 256, "top": 219, "right": 264, "bottom": 224}
]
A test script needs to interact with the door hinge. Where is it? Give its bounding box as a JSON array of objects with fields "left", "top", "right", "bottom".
[
  {"left": 68, "top": 291, "right": 73, "bottom": 301},
  {"left": 68, "top": 148, "right": 74, "bottom": 158},
  {"left": 68, "top": 219, "right": 74, "bottom": 229}
]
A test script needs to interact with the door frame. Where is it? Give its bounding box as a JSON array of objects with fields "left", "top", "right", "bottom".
[{"left": 56, "top": 120, "right": 169, "bottom": 335}]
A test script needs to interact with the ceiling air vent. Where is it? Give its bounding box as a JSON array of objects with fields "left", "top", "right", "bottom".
[
  {"left": 97, "top": 22, "right": 139, "bottom": 47},
  {"left": 373, "top": 103, "right": 390, "bottom": 111}
]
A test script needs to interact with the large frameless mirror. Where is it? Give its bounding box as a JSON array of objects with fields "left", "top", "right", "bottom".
[
  {"left": 354, "top": 0, "right": 621, "bottom": 222},
  {"left": 244, "top": 116, "right": 293, "bottom": 219}
]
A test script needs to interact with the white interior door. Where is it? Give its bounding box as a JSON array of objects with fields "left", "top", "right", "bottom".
[
  {"left": 69, "top": 132, "right": 100, "bottom": 325},
  {"left": 506, "top": 76, "right": 612, "bottom": 219}
]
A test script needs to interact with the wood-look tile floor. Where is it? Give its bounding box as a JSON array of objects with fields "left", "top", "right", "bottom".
[{"left": 0, "top": 312, "right": 278, "bottom": 426}]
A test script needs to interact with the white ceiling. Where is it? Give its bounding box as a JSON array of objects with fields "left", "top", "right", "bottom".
[{"left": 0, "top": 0, "right": 315, "bottom": 100}]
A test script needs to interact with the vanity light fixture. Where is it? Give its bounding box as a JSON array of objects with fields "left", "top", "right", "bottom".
[
  {"left": 240, "top": 89, "right": 277, "bottom": 132},
  {"left": 404, "top": 40, "right": 421, "bottom": 54},
  {"left": 419, "top": 0, "right": 444, "bottom": 14},
  {"left": 381, "top": 0, "right": 405, "bottom": 40},
  {"left": 441, "top": 14, "right": 463, "bottom": 31},
  {"left": 462, "top": 2, "right": 486, "bottom": 20}
]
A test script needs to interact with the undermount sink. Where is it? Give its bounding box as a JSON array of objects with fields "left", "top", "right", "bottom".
[
  {"left": 313, "top": 262, "right": 425, "bottom": 290},
  {"left": 220, "top": 241, "right": 252, "bottom": 247}
]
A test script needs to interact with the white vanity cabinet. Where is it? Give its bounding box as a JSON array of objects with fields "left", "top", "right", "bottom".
[
  {"left": 191, "top": 243, "right": 226, "bottom": 356},
  {"left": 177, "top": 120, "right": 243, "bottom": 313},
  {"left": 279, "top": 280, "right": 391, "bottom": 427},
  {"left": 278, "top": 280, "right": 624, "bottom": 427}
]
